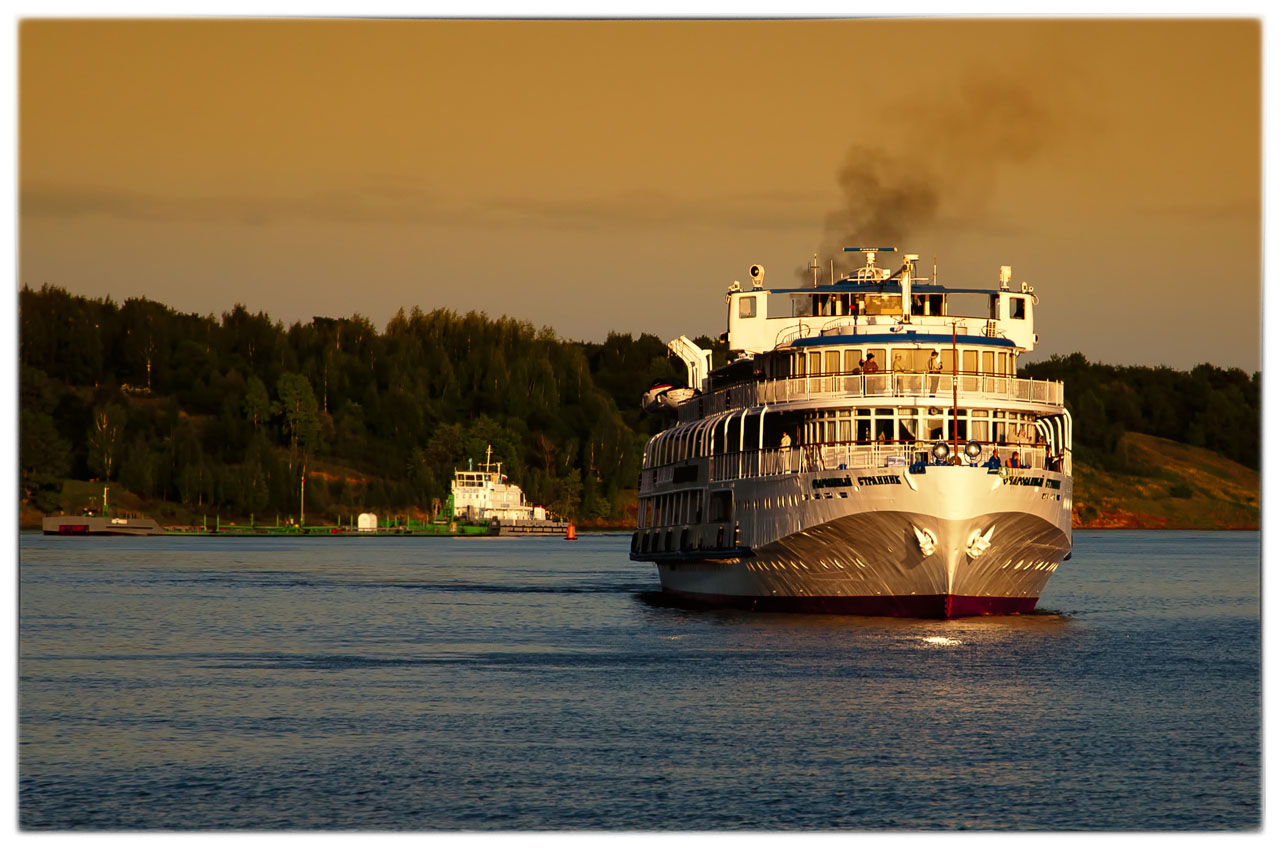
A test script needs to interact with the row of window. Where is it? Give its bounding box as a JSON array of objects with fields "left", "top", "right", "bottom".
[
  {"left": 644, "top": 407, "right": 1040, "bottom": 468},
  {"left": 639, "top": 488, "right": 738, "bottom": 529},
  {"left": 737, "top": 293, "right": 1028, "bottom": 321},
  {"left": 802, "top": 407, "right": 1038, "bottom": 444},
  {"left": 780, "top": 347, "right": 1017, "bottom": 379}
]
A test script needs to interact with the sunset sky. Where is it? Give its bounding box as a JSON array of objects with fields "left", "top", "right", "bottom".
[{"left": 18, "top": 17, "right": 1262, "bottom": 372}]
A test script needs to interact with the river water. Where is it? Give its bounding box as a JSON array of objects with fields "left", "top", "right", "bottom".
[{"left": 18, "top": 530, "right": 1259, "bottom": 830}]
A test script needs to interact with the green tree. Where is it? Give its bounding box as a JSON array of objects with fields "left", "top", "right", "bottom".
[
  {"left": 20, "top": 409, "right": 70, "bottom": 511},
  {"left": 276, "top": 372, "right": 321, "bottom": 474},
  {"left": 87, "top": 403, "right": 127, "bottom": 480},
  {"left": 243, "top": 375, "right": 275, "bottom": 432}
]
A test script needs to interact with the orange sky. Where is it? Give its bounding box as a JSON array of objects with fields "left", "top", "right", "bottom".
[{"left": 18, "top": 18, "right": 1261, "bottom": 371}]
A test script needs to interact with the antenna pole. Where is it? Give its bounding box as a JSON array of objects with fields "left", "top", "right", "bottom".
[{"left": 951, "top": 321, "right": 959, "bottom": 458}]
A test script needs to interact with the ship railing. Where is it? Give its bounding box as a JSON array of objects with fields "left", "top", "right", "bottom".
[
  {"left": 684, "top": 372, "right": 1063, "bottom": 420},
  {"left": 705, "top": 441, "right": 1063, "bottom": 482}
]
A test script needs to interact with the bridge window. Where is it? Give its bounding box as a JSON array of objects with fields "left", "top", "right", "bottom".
[
  {"left": 1009, "top": 297, "right": 1026, "bottom": 319},
  {"left": 739, "top": 296, "right": 757, "bottom": 318},
  {"left": 863, "top": 295, "right": 900, "bottom": 316}
]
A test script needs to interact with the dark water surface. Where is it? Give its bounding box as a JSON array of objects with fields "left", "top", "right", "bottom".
[{"left": 19, "top": 530, "right": 1259, "bottom": 830}]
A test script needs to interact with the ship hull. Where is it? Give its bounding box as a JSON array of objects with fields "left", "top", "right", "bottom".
[
  {"left": 42, "top": 516, "right": 162, "bottom": 536},
  {"left": 658, "top": 589, "right": 1036, "bottom": 618},
  {"left": 643, "top": 466, "right": 1071, "bottom": 619}
]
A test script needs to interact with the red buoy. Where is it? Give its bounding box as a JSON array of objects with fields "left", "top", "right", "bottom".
[{"left": 565, "top": 523, "right": 577, "bottom": 540}]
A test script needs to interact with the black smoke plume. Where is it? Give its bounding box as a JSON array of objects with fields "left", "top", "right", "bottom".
[{"left": 806, "top": 71, "right": 1058, "bottom": 281}]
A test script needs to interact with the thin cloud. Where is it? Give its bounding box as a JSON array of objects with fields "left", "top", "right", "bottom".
[{"left": 21, "top": 182, "right": 830, "bottom": 232}]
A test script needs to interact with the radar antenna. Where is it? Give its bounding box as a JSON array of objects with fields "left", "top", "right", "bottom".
[{"left": 844, "top": 246, "right": 897, "bottom": 282}]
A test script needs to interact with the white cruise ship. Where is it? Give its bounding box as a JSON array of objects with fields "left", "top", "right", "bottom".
[{"left": 631, "top": 249, "right": 1072, "bottom": 618}]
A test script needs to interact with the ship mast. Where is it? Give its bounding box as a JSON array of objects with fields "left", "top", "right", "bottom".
[{"left": 951, "top": 321, "right": 959, "bottom": 458}]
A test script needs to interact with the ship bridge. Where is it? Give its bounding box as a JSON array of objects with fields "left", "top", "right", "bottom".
[{"left": 724, "top": 249, "right": 1039, "bottom": 356}]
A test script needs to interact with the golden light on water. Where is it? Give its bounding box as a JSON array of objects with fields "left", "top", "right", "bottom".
[{"left": 921, "top": 636, "right": 962, "bottom": 647}]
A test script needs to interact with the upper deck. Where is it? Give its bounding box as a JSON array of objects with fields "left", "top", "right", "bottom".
[{"left": 723, "top": 250, "right": 1039, "bottom": 359}]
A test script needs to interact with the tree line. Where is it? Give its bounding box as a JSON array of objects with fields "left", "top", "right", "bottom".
[
  {"left": 1021, "top": 352, "right": 1259, "bottom": 471},
  {"left": 18, "top": 285, "right": 693, "bottom": 520},
  {"left": 19, "top": 285, "right": 1258, "bottom": 519}
]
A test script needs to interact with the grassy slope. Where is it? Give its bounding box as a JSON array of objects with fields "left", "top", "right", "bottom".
[{"left": 1072, "top": 433, "right": 1259, "bottom": 529}]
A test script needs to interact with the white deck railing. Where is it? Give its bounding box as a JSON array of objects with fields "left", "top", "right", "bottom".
[
  {"left": 642, "top": 440, "right": 1069, "bottom": 489},
  {"left": 677, "top": 372, "right": 1063, "bottom": 422}
]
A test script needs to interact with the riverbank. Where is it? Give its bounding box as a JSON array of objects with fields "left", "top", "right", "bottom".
[{"left": 21, "top": 432, "right": 1258, "bottom": 533}]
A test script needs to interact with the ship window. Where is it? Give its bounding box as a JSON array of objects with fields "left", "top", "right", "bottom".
[
  {"left": 866, "top": 348, "right": 886, "bottom": 368},
  {"left": 962, "top": 350, "right": 978, "bottom": 373},
  {"left": 807, "top": 352, "right": 822, "bottom": 375},
  {"left": 824, "top": 350, "right": 841, "bottom": 374},
  {"left": 708, "top": 490, "right": 733, "bottom": 522},
  {"left": 874, "top": 410, "right": 894, "bottom": 441},
  {"left": 844, "top": 349, "right": 862, "bottom": 372},
  {"left": 739, "top": 296, "right": 757, "bottom": 318},
  {"left": 940, "top": 350, "right": 955, "bottom": 372},
  {"left": 999, "top": 352, "right": 1009, "bottom": 374},
  {"left": 1010, "top": 297, "right": 1026, "bottom": 319},
  {"left": 902, "top": 349, "right": 930, "bottom": 372},
  {"left": 865, "top": 294, "right": 902, "bottom": 315},
  {"left": 971, "top": 419, "right": 990, "bottom": 441},
  {"left": 982, "top": 351, "right": 995, "bottom": 375}
]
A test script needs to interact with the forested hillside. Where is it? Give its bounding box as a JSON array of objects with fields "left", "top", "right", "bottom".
[
  {"left": 1021, "top": 353, "right": 1259, "bottom": 471},
  {"left": 18, "top": 285, "right": 1258, "bottom": 526},
  {"left": 18, "top": 285, "right": 700, "bottom": 523}
]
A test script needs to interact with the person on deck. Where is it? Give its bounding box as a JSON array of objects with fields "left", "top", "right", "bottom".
[
  {"left": 928, "top": 350, "right": 943, "bottom": 395},
  {"left": 862, "top": 353, "right": 879, "bottom": 373},
  {"left": 1007, "top": 450, "right": 1021, "bottom": 468},
  {"left": 985, "top": 449, "right": 1002, "bottom": 470}
]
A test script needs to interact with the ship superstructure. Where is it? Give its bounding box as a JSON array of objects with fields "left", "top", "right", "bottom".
[{"left": 631, "top": 249, "right": 1072, "bottom": 618}]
